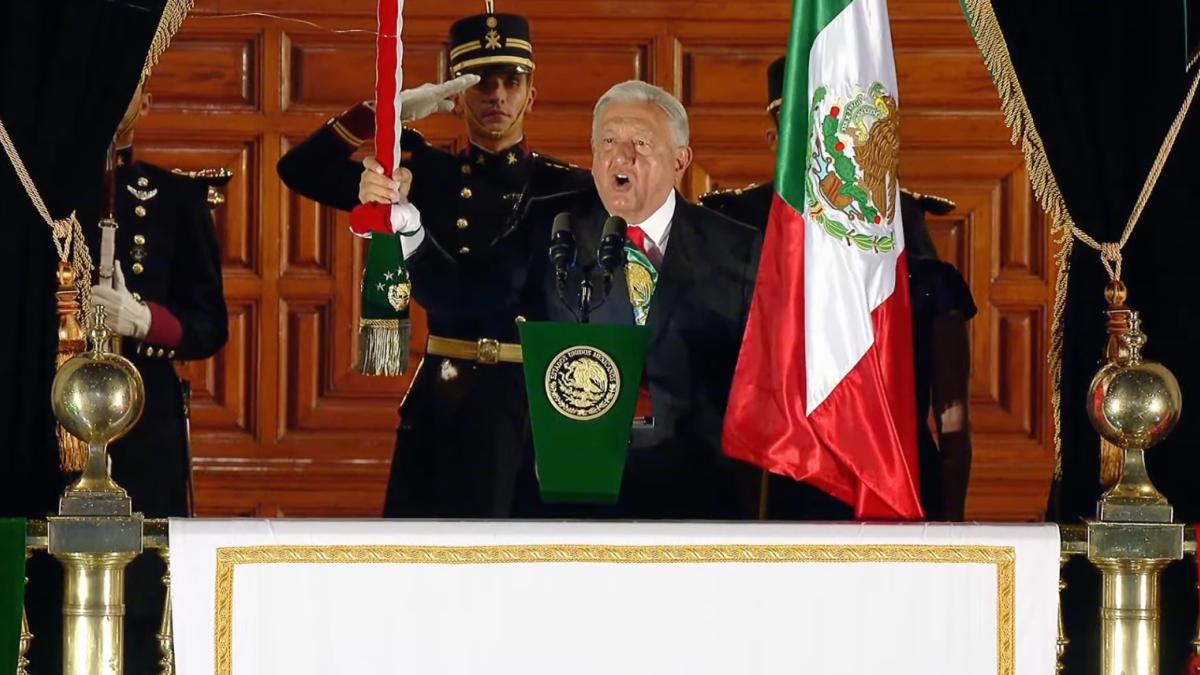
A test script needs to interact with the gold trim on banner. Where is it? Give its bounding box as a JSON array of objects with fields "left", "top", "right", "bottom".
[
  {"left": 960, "top": 0, "right": 1078, "bottom": 477},
  {"left": 213, "top": 543, "right": 1016, "bottom": 675}
]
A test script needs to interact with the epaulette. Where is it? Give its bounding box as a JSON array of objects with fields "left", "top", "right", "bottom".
[
  {"left": 899, "top": 187, "right": 955, "bottom": 215},
  {"left": 172, "top": 167, "right": 234, "bottom": 208},
  {"left": 532, "top": 153, "right": 579, "bottom": 172},
  {"left": 700, "top": 181, "right": 762, "bottom": 201},
  {"left": 399, "top": 126, "right": 428, "bottom": 153}
]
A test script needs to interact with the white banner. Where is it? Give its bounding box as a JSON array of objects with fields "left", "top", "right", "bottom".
[{"left": 169, "top": 520, "right": 1060, "bottom": 675}]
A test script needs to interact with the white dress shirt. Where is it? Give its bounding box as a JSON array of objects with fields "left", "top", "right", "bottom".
[{"left": 624, "top": 190, "right": 676, "bottom": 267}]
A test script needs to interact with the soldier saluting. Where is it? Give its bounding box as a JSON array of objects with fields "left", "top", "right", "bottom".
[{"left": 279, "top": 4, "right": 590, "bottom": 518}]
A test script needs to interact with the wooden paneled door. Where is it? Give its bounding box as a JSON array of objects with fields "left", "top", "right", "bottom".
[{"left": 140, "top": 0, "right": 1054, "bottom": 520}]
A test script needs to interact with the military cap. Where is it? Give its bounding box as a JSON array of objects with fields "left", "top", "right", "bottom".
[
  {"left": 767, "top": 56, "right": 786, "bottom": 114},
  {"left": 449, "top": 12, "right": 535, "bottom": 77}
]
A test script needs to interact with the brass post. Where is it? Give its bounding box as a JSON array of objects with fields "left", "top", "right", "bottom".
[
  {"left": 1082, "top": 310, "right": 1184, "bottom": 675},
  {"left": 1056, "top": 553, "right": 1069, "bottom": 674},
  {"left": 56, "top": 552, "right": 137, "bottom": 675},
  {"left": 47, "top": 307, "right": 146, "bottom": 675},
  {"left": 17, "top": 550, "right": 32, "bottom": 675},
  {"left": 1094, "top": 558, "right": 1171, "bottom": 675},
  {"left": 157, "top": 547, "right": 175, "bottom": 675}
]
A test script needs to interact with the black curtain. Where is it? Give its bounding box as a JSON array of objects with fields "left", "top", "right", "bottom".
[
  {"left": 979, "top": 2, "right": 1200, "bottom": 673},
  {"left": 0, "top": 3, "right": 168, "bottom": 673},
  {"left": 0, "top": 0, "right": 167, "bottom": 518}
]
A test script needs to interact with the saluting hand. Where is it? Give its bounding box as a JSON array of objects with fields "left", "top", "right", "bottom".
[
  {"left": 359, "top": 156, "right": 412, "bottom": 205},
  {"left": 392, "top": 73, "right": 480, "bottom": 122}
]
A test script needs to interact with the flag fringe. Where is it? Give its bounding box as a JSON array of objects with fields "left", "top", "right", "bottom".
[
  {"left": 960, "top": 0, "right": 1077, "bottom": 478},
  {"left": 356, "top": 318, "right": 410, "bottom": 377}
]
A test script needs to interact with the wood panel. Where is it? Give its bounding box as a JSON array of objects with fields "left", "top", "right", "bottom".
[{"left": 135, "top": 0, "right": 1055, "bottom": 520}]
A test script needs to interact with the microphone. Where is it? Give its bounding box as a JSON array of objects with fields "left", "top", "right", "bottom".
[
  {"left": 549, "top": 212, "right": 576, "bottom": 295},
  {"left": 597, "top": 215, "right": 627, "bottom": 296}
]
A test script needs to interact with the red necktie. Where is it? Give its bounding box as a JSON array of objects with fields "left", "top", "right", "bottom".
[
  {"left": 626, "top": 225, "right": 650, "bottom": 257},
  {"left": 625, "top": 224, "right": 655, "bottom": 420}
]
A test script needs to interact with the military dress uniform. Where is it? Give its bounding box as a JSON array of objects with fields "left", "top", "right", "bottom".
[
  {"left": 74, "top": 149, "right": 229, "bottom": 675},
  {"left": 85, "top": 150, "right": 230, "bottom": 516},
  {"left": 277, "top": 11, "right": 592, "bottom": 518}
]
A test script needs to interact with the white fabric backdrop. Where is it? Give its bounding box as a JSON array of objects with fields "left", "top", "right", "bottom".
[{"left": 169, "top": 520, "right": 1060, "bottom": 675}]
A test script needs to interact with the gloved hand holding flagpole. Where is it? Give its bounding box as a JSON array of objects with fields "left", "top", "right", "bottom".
[{"left": 350, "top": 0, "right": 413, "bottom": 376}]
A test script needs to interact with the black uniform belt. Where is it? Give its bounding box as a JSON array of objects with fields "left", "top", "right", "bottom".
[{"left": 426, "top": 335, "right": 523, "bottom": 365}]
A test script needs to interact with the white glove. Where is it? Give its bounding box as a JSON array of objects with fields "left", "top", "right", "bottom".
[
  {"left": 391, "top": 202, "right": 426, "bottom": 259},
  {"left": 91, "top": 261, "right": 151, "bottom": 339},
  {"left": 394, "top": 74, "right": 480, "bottom": 122}
]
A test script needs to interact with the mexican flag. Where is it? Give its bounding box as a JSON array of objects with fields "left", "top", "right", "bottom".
[
  {"left": 722, "top": 0, "right": 922, "bottom": 519},
  {"left": 1, "top": 519, "right": 24, "bottom": 674}
]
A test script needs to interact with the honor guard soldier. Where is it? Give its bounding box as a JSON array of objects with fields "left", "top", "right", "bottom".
[
  {"left": 80, "top": 76, "right": 229, "bottom": 675},
  {"left": 900, "top": 189, "right": 975, "bottom": 521},
  {"left": 278, "top": 5, "right": 591, "bottom": 518},
  {"left": 698, "top": 56, "right": 785, "bottom": 230}
]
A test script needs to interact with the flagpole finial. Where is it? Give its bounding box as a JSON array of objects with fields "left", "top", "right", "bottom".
[{"left": 485, "top": 0, "right": 495, "bottom": 13}]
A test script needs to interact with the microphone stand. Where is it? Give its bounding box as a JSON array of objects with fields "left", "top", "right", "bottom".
[{"left": 578, "top": 273, "right": 594, "bottom": 324}]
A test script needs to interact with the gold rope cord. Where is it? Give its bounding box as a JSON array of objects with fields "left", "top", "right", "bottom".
[
  {"left": 961, "top": 0, "right": 1199, "bottom": 478},
  {"left": 0, "top": 119, "right": 94, "bottom": 318}
]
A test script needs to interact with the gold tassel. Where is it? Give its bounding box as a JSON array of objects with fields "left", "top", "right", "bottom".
[
  {"left": 54, "top": 262, "right": 88, "bottom": 471},
  {"left": 356, "top": 318, "right": 410, "bottom": 376},
  {"left": 1099, "top": 438, "right": 1125, "bottom": 486},
  {"left": 1098, "top": 280, "right": 1131, "bottom": 487},
  {"left": 960, "top": 0, "right": 1081, "bottom": 479}
]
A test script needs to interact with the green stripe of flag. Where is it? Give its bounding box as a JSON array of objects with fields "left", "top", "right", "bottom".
[
  {"left": 776, "top": 0, "right": 855, "bottom": 207},
  {"left": 0, "top": 519, "right": 25, "bottom": 675}
]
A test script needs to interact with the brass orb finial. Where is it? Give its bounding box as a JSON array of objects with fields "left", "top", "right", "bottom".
[
  {"left": 50, "top": 307, "right": 144, "bottom": 447},
  {"left": 1087, "top": 313, "right": 1182, "bottom": 451}
]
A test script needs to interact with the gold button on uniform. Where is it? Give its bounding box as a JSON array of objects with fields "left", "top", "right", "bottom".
[
  {"left": 461, "top": 164, "right": 471, "bottom": 176},
  {"left": 456, "top": 218, "right": 469, "bottom": 230},
  {"left": 458, "top": 246, "right": 471, "bottom": 255},
  {"left": 134, "top": 205, "right": 147, "bottom": 217},
  {"left": 133, "top": 234, "right": 146, "bottom": 245},
  {"left": 460, "top": 187, "right": 472, "bottom": 199},
  {"left": 132, "top": 292, "right": 142, "bottom": 302},
  {"left": 137, "top": 177, "right": 149, "bottom": 187},
  {"left": 131, "top": 263, "right": 144, "bottom": 275}
]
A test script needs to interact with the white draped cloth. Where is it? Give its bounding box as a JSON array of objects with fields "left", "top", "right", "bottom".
[{"left": 169, "top": 520, "right": 1060, "bottom": 675}]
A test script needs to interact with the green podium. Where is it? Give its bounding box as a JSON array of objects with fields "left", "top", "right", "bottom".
[{"left": 518, "top": 322, "right": 650, "bottom": 503}]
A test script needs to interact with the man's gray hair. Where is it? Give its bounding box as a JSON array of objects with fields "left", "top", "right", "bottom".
[{"left": 592, "top": 80, "right": 690, "bottom": 148}]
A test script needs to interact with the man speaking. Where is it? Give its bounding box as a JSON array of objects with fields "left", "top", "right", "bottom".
[{"left": 522, "top": 81, "right": 763, "bottom": 519}]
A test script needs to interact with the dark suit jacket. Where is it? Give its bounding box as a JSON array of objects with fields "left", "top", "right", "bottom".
[{"left": 524, "top": 188, "right": 763, "bottom": 519}]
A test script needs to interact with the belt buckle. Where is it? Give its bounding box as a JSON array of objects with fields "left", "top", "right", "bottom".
[{"left": 476, "top": 338, "right": 501, "bottom": 365}]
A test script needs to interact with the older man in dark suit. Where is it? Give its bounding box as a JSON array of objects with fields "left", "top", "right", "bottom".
[{"left": 521, "top": 80, "right": 763, "bottom": 519}]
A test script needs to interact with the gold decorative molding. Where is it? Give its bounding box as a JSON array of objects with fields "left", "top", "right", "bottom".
[{"left": 214, "top": 543, "right": 1016, "bottom": 675}]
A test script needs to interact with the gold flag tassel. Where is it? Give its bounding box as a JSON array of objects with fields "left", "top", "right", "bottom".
[
  {"left": 356, "top": 318, "right": 411, "bottom": 376},
  {"left": 54, "top": 262, "right": 88, "bottom": 471},
  {"left": 1098, "top": 280, "right": 1131, "bottom": 486}
]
